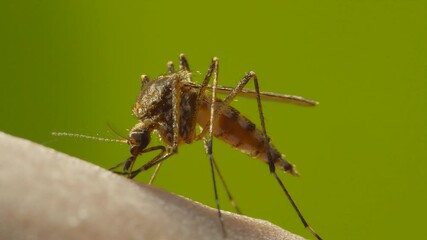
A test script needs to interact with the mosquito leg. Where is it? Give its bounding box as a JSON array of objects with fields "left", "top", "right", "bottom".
[
  {"left": 148, "top": 162, "right": 163, "bottom": 185},
  {"left": 203, "top": 140, "right": 242, "bottom": 214},
  {"left": 171, "top": 74, "right": 180, "bottom": 153},
  {"left": 202, "top": 58, "right": 227, "bottom": 236},
  {"left": 273, "top": 172, "right": 323, "bottom": 240},
  {"left": 193, "top": 57, "right": 219, "bottom": 140},
  {"left": 189, "top": 56, "right": 237, "bottom": 234},
  {"left": 213, "top": 160, "right": 242, "bottom": 214},
  {"left": 145, "top": 71, "right": 182, "bottom": 183},
  {"left": 167, "top": 61, "right": 175, "bottom": 74},
  {"left": 195, "top": 69, "right": 322, "bottom": 239},
  {"left": 129, "top": 150, "right": 175, "bottom": 179},
  {"left": 126, "top": 145, "right": 167, "bottom": 179},
  {"left": 109, "top": 154, "right": 136, "bottom": 172},
  {"left": 123, "top": 165, "right": 135, "bottom": 177},
  {"left": 249, "top": 72, "right": 323, "bottom": 240}
]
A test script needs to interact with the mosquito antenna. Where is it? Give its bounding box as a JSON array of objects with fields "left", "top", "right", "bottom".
[
  {"left": 106, "top": 122, "right": 128, "bottom": 140},
  {"left": 52, "top": 132, "right": 127, "bottom": 144}
]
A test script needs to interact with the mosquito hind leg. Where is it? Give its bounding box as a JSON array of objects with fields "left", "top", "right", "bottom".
[
  {"left": 148, "top": 162, "right": 163, "bottom": 185},
  {"left": 252, "top": 74, "right": 322, "bottom": 239},
  {"left": 231, "top": 72, "right": 323, "bottom": 240},
  {"left": 273, "top": 172, "right": 323, "bottom": 239},
  {"left": 109, "top": 156, "right": 136, "bottom": 173}
]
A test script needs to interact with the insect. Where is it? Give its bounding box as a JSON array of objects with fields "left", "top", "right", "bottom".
[
  {"left": 53, "top": 54, "right": 322, "bottom": 239},
  {"left": 107, "top": 54, "right": 322, "bottom": 239}
]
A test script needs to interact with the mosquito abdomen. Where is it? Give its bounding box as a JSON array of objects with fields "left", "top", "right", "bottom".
[{"left": 198, "top": 98, "right": 298, "bottom": 175}]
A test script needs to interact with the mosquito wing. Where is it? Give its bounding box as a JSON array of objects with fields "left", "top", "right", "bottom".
[
  {"left": 214, "top": 86, "right": 318, "bottom": 106},
  {"left": 184, "top": 82, "right": 318, "bottom": 106}
]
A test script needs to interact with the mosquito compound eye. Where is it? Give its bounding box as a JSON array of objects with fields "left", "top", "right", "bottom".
[{"left": 129, "top": 128, "right": 151, "bottom": 156}]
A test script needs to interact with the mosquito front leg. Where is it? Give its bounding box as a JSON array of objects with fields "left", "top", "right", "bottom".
[
  {"left": 147, "top": 73, "right": 182, "bottom": 183},
  {"left": 109, "top": 155, "right": 136, "bottom": 172},
  {"left": 123, "top": 156, "right": 137, "bottom": 173},
  {"left": 128, "top": 146, "right": 174, "bottom": 179},
  {"left": 203, "top": 138, "right": 226, "bottom": 236},
  {"left": 178, "top": 55, "right": 227, "bottom": 234},
  {"left": 196, "top": 71, "right": 256, "bottom": 138},
  {"left": 250, "top": 73, "right": 322, "bottom": 239},
  {"left": 190, "top": 56, "right": 244, "bottom": 232},
  {"left": 110, "top": 146, "right": 165, "bottom": 177},
  {"left": 148, "top": 162, "right": 162, "bottom": 185},
  {"left": 171, "top": 74, "right": 181, "bottom": 152},
  {"left": 147, "top": 53, "right": 190, "bottom": 184}
]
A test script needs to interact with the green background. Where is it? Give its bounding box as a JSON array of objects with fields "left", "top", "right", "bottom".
[{"left": 1, "top": 1, "right": 426, "bottom": 239}]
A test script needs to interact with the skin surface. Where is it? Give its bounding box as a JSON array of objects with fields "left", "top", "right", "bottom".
[{"left": 0, "top": 132, "right": 305, "bottom": 240}]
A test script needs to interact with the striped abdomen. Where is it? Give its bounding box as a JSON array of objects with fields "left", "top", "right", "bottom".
[{"left": 197, "top": 97, "right": 298, "bottom": 175}]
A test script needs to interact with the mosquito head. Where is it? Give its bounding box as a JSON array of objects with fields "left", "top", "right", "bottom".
[{"left": 128, "top": 128, "right": 151, "bottom": 156}]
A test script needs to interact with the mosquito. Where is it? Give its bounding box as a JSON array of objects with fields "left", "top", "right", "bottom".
[
  {"left": 102, "top": 54, "right": 321, "bottom": 239},
  {"left": 53, "top": 54, "right": 321, "bottom": 239}
]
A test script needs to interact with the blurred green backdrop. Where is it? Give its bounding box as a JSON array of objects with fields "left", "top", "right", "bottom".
[{"left": 1, "top": 0, "right": 426, "bottom": 239}]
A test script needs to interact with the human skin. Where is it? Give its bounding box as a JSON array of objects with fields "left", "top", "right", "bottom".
[{"left": 0, "top": 132, "right": 305, "bottom": 240}]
